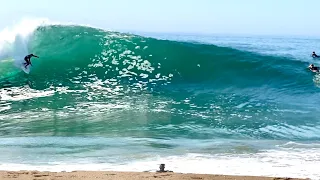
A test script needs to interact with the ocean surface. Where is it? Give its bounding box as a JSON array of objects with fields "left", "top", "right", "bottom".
[{"left": 0, "top": 19, "right": 320, "bottom": 179}]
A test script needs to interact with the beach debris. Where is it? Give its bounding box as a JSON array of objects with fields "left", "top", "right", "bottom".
[{"left": 156, "top": 164, "right": 173, "bottom": 173}]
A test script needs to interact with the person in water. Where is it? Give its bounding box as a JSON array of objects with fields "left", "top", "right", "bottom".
[
  {"left": 24, "top": 54, "right": 39, "bottom": 68},
  {"left": 309, "top": 64, "right": 319, "bottom": 72},
  {"left": 312, "top": 51, "right": 319, "bottom": 58}
]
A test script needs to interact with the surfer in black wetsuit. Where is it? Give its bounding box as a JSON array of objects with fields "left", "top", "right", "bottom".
[
  {"left": 312, "top": 51, "right": 319, "bottom": 58},
  {"left": 24, "top": 54, "right": 39, "bottom": 68},
  {"left": 309, "top": 64, "right": 319, "bottom": 72}
]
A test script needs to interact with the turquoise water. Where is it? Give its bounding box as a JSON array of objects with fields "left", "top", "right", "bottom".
[{"left": 0, "top": 22, "right": 320, "bottom": 179}]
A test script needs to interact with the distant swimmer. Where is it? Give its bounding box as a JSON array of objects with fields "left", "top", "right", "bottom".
[
  {"left": 309, "top": 64, "right": 319, "bottom": 72},
  {"left": 24, "top": 54, "right": 39, "bottom": 68},
  {"left": 312, "top": 51, "right": 319, "bottom": 58}
]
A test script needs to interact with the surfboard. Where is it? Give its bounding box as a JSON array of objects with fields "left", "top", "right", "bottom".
[
  {"left": 309, "top": 68, "right": 319, "bottom": 73},
  {"left": 20, "top": 62, "right": 30, "bottom": 74}
]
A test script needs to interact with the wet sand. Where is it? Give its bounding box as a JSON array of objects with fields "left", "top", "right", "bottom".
[{"left": 0, "top": 170, "right": 308, "bottom": 180}]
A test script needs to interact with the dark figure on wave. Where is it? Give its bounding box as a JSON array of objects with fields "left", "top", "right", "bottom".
[
  {"left": 24, "top": 54, "right": 39, "bottom": 68},
  {"left": 309, "top": 64, "right": 319, "bottom": 72},
  {"left": 312, "top": 51, "right": 319, "bottom": 58}
]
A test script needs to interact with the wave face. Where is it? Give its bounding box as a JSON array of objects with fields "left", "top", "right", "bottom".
[
  {"left": 0, "top": 24, "right": 319, "bottom": 139},
  {"left": 2, "top": 25, "right": 315, "bottom": 90},
  {"left": 0, "top": 22, "right": 320, "bottom": 179}
]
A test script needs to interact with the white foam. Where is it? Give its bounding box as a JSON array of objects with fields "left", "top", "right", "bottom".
[
  {"left": 0, "top": 18, "right": 52, "bottom": 58},
  {"left": 0, "top": 150, "right": 319, "bottom": 180},
  {"left": 0, "top": 86, "right": 54, "bottom": 101},
  {"left": 0, "top": 18, "right": 52, "bottom": 73},
  {"left": 0, "top": 17, "right": 100, "bottom": 72}
]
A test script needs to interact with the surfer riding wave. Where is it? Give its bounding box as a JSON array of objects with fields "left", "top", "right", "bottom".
[{"left": 24, "top": 54, "right": 39, "bottom": 68}]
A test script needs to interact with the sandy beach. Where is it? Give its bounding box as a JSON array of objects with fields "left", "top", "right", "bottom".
[{"left": 0, "top": 171, "right": 308, "bottom": 180}]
